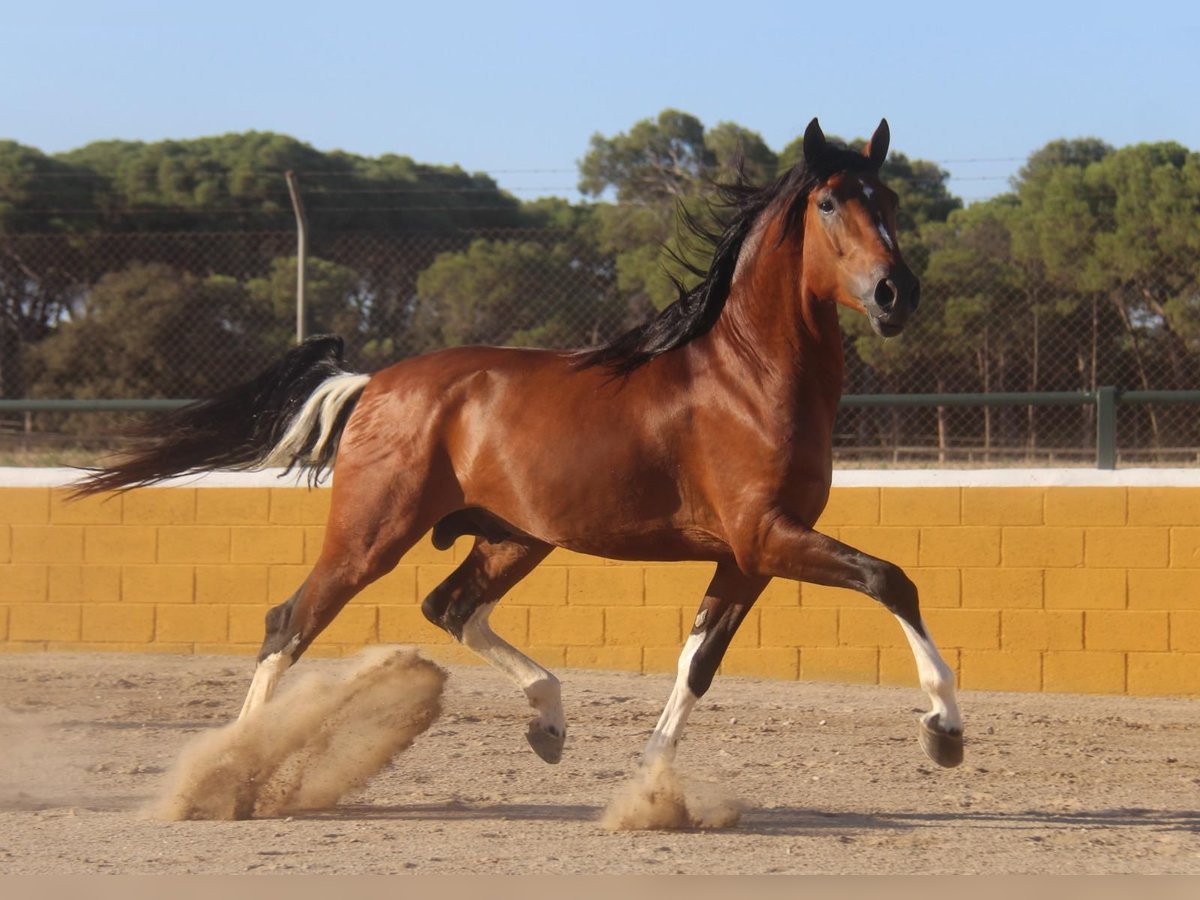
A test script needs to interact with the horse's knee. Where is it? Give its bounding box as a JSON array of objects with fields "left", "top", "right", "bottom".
[{"left": 866, "top": 560, "right": 922, "bottom": 631}]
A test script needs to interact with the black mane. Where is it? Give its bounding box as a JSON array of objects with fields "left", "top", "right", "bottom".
[{"left": 574, "top": 144, "right": 875, "bottom": 375}]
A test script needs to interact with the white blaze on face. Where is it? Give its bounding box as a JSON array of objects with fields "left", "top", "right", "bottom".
[{"left": 858, "top": 177, "right": 894, "bottom": 250}]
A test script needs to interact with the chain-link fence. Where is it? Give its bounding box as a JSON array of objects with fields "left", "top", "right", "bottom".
[{"left": 2, "top": 226, "right": 1199, "bottom": 465}]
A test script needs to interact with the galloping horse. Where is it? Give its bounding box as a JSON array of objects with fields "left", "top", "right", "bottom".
[{"left": 76, "top": 118, "right": 963, "bottom": 776}]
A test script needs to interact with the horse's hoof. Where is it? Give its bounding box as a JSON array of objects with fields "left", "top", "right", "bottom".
[
  {"left": 919, "top": 714, "right": 964, "bottom": 768},
  {"left": 525, "top": 721, "right": 565, "bottom": 764}
]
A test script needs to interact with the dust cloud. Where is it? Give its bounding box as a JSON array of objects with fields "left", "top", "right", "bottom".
[
  {"left": 152, "top": 646, "right": 446, "bottom": 821},
  {"left": 601, "top": 758, "right": 742, "bottom": 831}
]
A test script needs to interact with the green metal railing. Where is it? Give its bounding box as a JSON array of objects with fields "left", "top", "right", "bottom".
[
  {"left": 4, "top": 389, "right": 1200, "bottom": 469},
  {"left": 839, "top": 388, "right": 1200, "bottom": 469}
]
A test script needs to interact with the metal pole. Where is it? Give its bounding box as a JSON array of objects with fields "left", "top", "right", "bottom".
[
  {"left": 285, "top": 171, "right": 308, "bottom": 344},
  {"left": 1096, "top": 385, "right": 1117, "bottom": 469}
]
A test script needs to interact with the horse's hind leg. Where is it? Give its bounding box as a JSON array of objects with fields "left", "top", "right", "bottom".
[
  {"left": 643, "top": 562, "right": 768, "bottom": 767},
  {"left": 239, "top": 471, "right": 440, "bottom": 720},
  {"left": 420, "top": 534, "right": 564, "bottom": 762}
]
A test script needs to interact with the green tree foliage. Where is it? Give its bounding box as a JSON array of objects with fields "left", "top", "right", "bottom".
[
  {"left": 29, "top": 262, "right": 274, "bottom": 399},
  {"left": 412, "top": 238, "right": 620, "bottom": 351},
  {"left": 56, "top": 132, "right": 521, "bottom": 233},
  {"left": 245, "top": 255, "right": 369, "bottom": 349}
]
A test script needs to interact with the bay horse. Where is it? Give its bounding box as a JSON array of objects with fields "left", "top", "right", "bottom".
[{"left": 75, "top": 118, "right": 963, "bottom": 777}]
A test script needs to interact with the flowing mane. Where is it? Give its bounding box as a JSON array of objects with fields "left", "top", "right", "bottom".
[{"left": 574, "top": 143, "right": 877, "bottom": 375}]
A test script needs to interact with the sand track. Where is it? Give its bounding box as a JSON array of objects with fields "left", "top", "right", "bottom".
[{"left": 1, "top": 651, "right": 1197, "bottom": 874}]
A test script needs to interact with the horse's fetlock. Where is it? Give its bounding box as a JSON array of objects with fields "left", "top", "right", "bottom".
[{"left": 525, "top": 674, "right": 561, "bottom": 711}]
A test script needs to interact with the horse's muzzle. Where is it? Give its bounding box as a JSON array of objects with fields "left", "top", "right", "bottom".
[{"left": 863, "top": 266, "right": 920, "bottom": 337}]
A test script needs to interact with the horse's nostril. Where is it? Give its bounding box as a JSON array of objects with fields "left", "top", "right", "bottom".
[{"left": 874, "top": 278, "right": 898, "bottom": 311}]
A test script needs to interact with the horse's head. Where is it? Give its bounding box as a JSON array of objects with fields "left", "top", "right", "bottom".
[{"left": 798, "top": 118, "right": 919, "bottom": 337}]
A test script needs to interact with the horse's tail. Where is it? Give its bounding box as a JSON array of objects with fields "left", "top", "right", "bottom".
[{"left": 72, "top": 334, "right": 370, "bottom": 497}]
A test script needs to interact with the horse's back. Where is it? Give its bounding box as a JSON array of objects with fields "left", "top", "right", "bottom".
[{"left": 345, "top": 343, "right": 699, "bottom": 548}]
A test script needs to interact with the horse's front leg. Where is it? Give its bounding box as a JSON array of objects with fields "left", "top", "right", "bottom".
[
  {"left": 748, "top": 517, "right": 963, "bottom": 767},
  {"left": 643, "top": 563, "right": 769, "bottom": 766}
]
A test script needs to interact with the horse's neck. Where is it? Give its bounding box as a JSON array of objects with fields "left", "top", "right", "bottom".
[{"left": 707, "top": 256, "right": 846, "bottom": 410}]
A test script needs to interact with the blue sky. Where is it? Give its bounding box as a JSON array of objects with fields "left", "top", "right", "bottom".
[{"left": 4, "top": 1, "right": 1197, "bottom": 204}]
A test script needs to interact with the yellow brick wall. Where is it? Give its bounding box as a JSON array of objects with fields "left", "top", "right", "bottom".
[{"left": 2, "top": 483, "right": 1199, "bottom": 697}]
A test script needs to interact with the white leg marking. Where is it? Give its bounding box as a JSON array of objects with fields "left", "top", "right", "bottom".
[
  {"left": 897, "top": 617, "right": 961, "bottom": 733},
  {"left": 462, "top": 602, "right": 564, "bottom": 737},
  {"left": 642, "top": 631, "right": 704, "bottom": 766},
  {"left": 237, "top": 646, "right": 295, "bottom": 721}
]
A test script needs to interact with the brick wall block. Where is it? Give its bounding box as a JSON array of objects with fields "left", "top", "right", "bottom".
[
  {"left": 530, "top": 606, "right": 604, "bottom": 646},
  {"left": 230, "top": 527, "right": 304, "bottom": 565},
  {"left": 1128, "top": 570, "right": 1200, "bottom": 610},
  {"left": 962, "top": 568, "right": 1043, "bottom": 609},
  {"left": 82, "top": 604, "right": 155, "bottom": 642},
  {"left": 0, "top": 489, "right": 50, "bottom": 524},
  {"left": 801, "top": 647, "right": 878, "bottom": 684},
  {"left": 378, "top": 606, "right": 450, "bottom": 644},
  {"left": 818, "top": 488, "right": 880, "bottom": 525},
  {"left": 569, "top": 567, "right": 644, "bottom": 606},
  {"left": 48, "top": 565, "right": 121, "bottom": 603},
  {"left": 1086, "top": 610, "right": 1168, "bottom": 652},
  {"left": 195, "top": 565, "right": 269, "bottom": 605},
  {"left": 10, "top": 603, "right": 80, "bottom": 641},
  {"left": 760, "top": 607, "right": 839, "bottom": 648},
  {"left": 605, "top": 607, "right": 680, "bottom": 647},
  {"left": 961, "top": 649, "right": 1042, "bottom": 691},
  {"left": 313, "top": 606, "right": 378, "bottom": 646},
  {"left": 269, "top": 488, "right": 332, "bottom": 524},
  {"left": 356, "top": 566, "right": 418, "bottom": 606},
  {"left": 122, "top": 490, "right": 196, "bottom": 525},
  {"left": 644, "top": 566, "right": 715, "bottom": 605},
  {"left": 880, "top": 488, "right": 959, "bottom": 525},
  {"left": 1169, "top": 528, "right": 1200, "bottom": 568},
  {"left": 961, "top": 488, "right": 1044, "bottom": 526},
  {"left": 1001, "top": 610, "right": 1083, "bottom": 651},
  {"left": 1043, "top": 651, "right": 1125, "bottom": 694},
  {"left": 1084, "top": 527, "right": 1168, "bottom": 569},
  {"left": 123, "top": 566, "right": 194, "bottom": 604},
  {"left": 1127, "top": 653, "right": 1200, "bottom": 696},
  {"left": 196, "top": 489, "right": 270, "bottom": 525},
  {"left": 85, "top": 526, "right": 156, "bottom": 564},
  {"left": 909, "top": 568, "right": 961, "bottom": 608},
  {"left": 1043, "top": 488, "right": 1126, "bottom": 526},
  {"left": 156, "top": 604, "right": 228, "bottom": 643},
  {"left": 839, "top": 608, "right": 907, "bottom": 648},
  {"left": 50, "top": 491, "right": 122, "bottom": 524},
  {"left": 5, "top": 565, "right": 47, "bottom": 601},
  {"left": 158, "top": 527, "right": 230, "bottom": 564},
  {"left": 1170, "top": 611, "right": 1200, "bottom": 651},
  {"left": 1127, "top": 488, "right": 1200, "bottom": 526},
  {"left": 1001, "top": 527, "right": 1084, "bottom": 567},
  {"left": 13, "top": 525, "right": 83, "bottom": 564},
  {"left": 507, "top": 567, "right": 568, "bottom": 606},
  {"left": 919, "top": 527, "right": 1000, "bottom": 567},
  {"left": 923, "top": 609, "right": 1000, "bottom": 649},
  {"left": 721, "top": 647, "right": 798, "bottom": 680},
  {"left": 1044, "top": 569, "right": 1126, "bottom": 610}
]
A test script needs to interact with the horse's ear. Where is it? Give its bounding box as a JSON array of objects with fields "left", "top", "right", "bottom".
[
  {"left": 864, "top": 118, "right": 890, "bottom": 169},
  {"left": 803, "top": 117, "right": 827, "bottom": 167}
]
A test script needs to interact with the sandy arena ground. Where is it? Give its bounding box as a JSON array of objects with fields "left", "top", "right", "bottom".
[{"left": 1, "top": 650, "right": 1197, "bottom": 874}]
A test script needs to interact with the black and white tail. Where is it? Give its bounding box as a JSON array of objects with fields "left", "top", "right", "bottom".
[{"left": 73, "top": 335, "right": 369, "bottom": 497}]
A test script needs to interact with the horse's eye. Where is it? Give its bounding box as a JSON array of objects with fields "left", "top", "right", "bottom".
[{"left": 817, "top": 198, "right": 835, "bottom": 214}]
